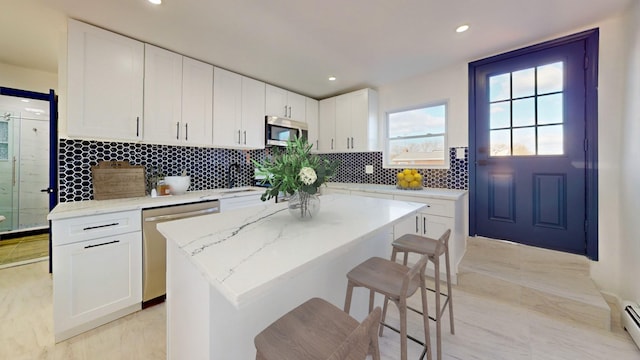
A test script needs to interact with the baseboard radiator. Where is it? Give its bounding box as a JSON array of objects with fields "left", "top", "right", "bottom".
[{"left": 623, "top": 301, "right": 640, "bottom": 349}]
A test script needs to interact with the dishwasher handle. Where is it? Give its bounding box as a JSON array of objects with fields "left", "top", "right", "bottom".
[{"left": 144, "top": 207, "right": 219, "bottom": 222}]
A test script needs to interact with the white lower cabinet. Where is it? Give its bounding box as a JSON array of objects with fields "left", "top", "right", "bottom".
[{"left": 52, "top": 210, "right": 142, "bottom": 342}]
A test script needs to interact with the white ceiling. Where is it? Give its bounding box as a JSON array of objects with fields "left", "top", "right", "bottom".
[{"left": 0, "top": 0, "right": 633, "bottom": 99}]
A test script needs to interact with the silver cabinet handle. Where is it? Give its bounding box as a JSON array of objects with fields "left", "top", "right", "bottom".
[
  {"left": 423, "top": 217, "right": 426, "bottom": 235},
  {"left": 176, "top": 122, "right": 180, "bottom": 140},
  {"left": 85, "top": 240, "right": 120, "bottom": 249},
  {"left": 237, "top": 130, "right": 241, "bottom": 144},
  {"left": 288, "top": 106, "right": 292, "bottom": 118},
  {"left": 346, "top": 137, "right": 350, "bottom": 149},
  {"left": 351, "top": 137, "right": 354, "bottom": 149},
  {"left": 331, "top": 138, "right": 334, "bottom": 150},
  {"left": 185, "top": 123, "right": 189, "bottom": 141},
  {"left": 283, "top": 105, "right": 288, "bottom": 117},
  {"left": 243, "top": 130, "right": 247, "bottom": 144},
  {"left": 144, "top": 207, "right": 219, "bottom": 222},
  {"left": 316, "top": 140, "right": 318, "bottom": 149},
  {"left": 136, "top": 117, "right": 140, "bottom": 137},
  {"left": 415, "top": 216, "right": 419, "bottom": 233}
]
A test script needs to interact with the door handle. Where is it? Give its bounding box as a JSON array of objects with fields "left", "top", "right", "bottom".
[{"left": 40, "top": 188, "right": 55, "bottom": 194}]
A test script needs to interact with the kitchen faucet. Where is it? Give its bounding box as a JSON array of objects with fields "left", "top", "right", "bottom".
[{"left": 227, "top": 163, "right": 240, "bottom": 188}]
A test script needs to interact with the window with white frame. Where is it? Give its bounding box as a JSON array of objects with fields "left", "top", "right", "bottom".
[{"left": 385, "top": 102, "right": 448, "bottom": 167}]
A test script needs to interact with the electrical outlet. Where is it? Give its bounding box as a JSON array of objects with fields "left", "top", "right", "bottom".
[
  {"left": 456, "top": 148, "right": 466, "bottom": 159},
  {"left": 365, "top": 165, "right": 374, "bottom": 174}
]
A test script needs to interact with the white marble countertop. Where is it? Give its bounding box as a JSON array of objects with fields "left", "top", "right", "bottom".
[
  {"left": 325, "top": 182, "right": 467, "bottom": 200},
  {"left": 157, "top": 194, "right": 426, "bottom": 308},
  {"left": 47, "top": 186, "right": 268, "bottom": 220}
]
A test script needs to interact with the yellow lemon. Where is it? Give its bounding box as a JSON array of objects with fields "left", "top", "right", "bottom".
[
  {"left": 399, "top": 180, "right": 409, "bottom": 188},
  {"left": 410, "top": 180, "right": 420, "bottom": 188},
  {"left": 404, "top": 174, "right": 414, "bottom": 182},
  {"left": 397, "top": 172, "right": 405, "bottom": 180},
  {"left": 403, "top": 169, "right": 412, "bottom": 175},
  {"left": 411, "top": 169, "right": 417, "bottom": 175},
  {"left": 414, "top": 173, "right": 422, "bottom": 181}
]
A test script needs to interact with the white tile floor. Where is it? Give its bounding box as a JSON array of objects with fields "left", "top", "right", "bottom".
[{"left": 1, "top": 260, "right": 638, "bottom": 359}]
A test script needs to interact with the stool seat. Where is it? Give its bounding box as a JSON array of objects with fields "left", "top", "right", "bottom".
[
  {"left": 393, "top": 233, "right": 443, "bottom": 257},
  {"left": 346, "top": 257, "right": 421, "bottom": 299},
  {"left": 255, "top": 297, "right": 381, "bottom": 360}
]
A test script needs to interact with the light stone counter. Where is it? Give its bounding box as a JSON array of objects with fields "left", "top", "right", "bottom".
[
  {"left": 47, "top": 186, "right": 267, "bottom": 220},
  {"left": 158, "top": 194, "right": 426, "bottom": 359},
  {"left": 325, "top": 182, "right": 467, "bottom": 200}
]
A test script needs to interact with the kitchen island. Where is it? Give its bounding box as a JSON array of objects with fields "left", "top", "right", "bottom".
[{"left": 157, "top": 194, "right": 426, "bottom": 360}]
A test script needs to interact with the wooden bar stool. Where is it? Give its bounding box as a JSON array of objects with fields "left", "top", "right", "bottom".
[
  {"left": 344, "top": 254, "right": 432, "bottom": 360},
  {"left": 254, "top": 297, "right": 381, "bottom": 360},
  {"left": 384, "top": 229, "right": 453, "bottom": 360}
]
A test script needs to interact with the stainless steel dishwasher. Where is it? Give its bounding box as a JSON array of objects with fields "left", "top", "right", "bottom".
[{"left": 141, "top": 200, "right": 220, "bottom": 307}]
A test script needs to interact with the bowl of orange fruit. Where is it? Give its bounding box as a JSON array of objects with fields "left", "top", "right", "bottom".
[{"left": 396, "top": 168, "right": 423, "bottom": 190}]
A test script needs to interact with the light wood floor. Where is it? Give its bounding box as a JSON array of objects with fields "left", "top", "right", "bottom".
[
  {"left": 1, "top": 261, "right": 638, "bottom": 359},
  {"left": 0, "top": 233, "right": 49, "bottom": 267}
]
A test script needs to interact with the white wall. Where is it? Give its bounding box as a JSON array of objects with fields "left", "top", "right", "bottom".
[
  {"left": 0, "top": 62, "right": 57, "bottom": 94},
  {"left": 377, "top": 13, "right": 631, "bottom": 298},
  {"left": 618, "top": 1, "right": 640, "bottom": 303}
]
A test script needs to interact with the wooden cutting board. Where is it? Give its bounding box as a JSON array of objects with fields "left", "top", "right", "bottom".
[{"left": 91, "top": 160, "right": 146, "bottom": 200}]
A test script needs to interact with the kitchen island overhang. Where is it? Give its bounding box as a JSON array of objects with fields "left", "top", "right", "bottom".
[{"left": 158, "top": 194, "right": 427, "bottom": 359}]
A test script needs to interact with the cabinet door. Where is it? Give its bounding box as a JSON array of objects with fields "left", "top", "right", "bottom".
[
  {"left": 182, "top": 57, "right": 213, "bottom": 145},
  {"left": 334, "top": 93, "right": 352, "bottom": 152},
  {"left": 305, "top": 97, "right": 319, "bottom": 151},
  {"left": 423, "top": 214, "right": 453, "bottom": 239},
  {"left": 265, "top": 84, "right": 288, "bottom": 117},
  {"left": 349, "top": 89, "right": 370, "bottom": 152},
  {"left": 241, "top": 76, "right": 266, "bottom": 148},
  {"left": 53, "top": 231, "right": 142, "bottom": 339},
  {"left": 213, "top": 67, "right": 242, "bottom": 147},
  {"left": 67, "top": 19, "right": 144, "bottom": 141},
  {"left": 394, "top": 213, "right": 420, "bottom": 239},
  {"left": 287, "top": 91, "right": 306, "bottom": 121},
  {"left": 143, "top": 44, "right": 183, "bottom": 145},
  {"left": 318, "top": 98, "right": 336, "bottom": 152}
]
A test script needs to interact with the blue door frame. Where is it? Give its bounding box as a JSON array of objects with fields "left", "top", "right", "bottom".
[
  {"left": 468, "top": 29, "right": 599, "bottom": 260},
  {"left": 0, "top": 86, "right": 58, "bottom": 271}
]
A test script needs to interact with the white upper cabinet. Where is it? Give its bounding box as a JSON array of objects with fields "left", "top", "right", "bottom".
[
  {"left": 305, "top": 97, "right": 319, "bottom": 152},
  {"left": 67, "top": 19, "right": 144, "bottom": 141},
  {"left": 181, "top": 57, "right": 213, "bottom": 145},
  {"left": 318, "top": 97, "right": 336, "bottom": 152},
  {"left": 213, "top": 67, "right": 265, "bottom": 149},
  {"left": 143, "top": 44, "right": 183, "bottom": 145},
  {"left": 265, "top": 84, "right": 306, "bottom": 121},
  {"left": 144, "top": 45, "right": 213, "bottom": 146},
  {"left": 324, "top": 88, "right": 378, "bottom": 153}
]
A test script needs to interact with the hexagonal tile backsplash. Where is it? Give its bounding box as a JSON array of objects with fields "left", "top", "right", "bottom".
[{"left": 58, "top": 139, "right": 468, "bottom": 202}]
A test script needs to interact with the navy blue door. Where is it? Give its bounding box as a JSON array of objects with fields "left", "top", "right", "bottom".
[{"left": 470, "top": 37, "right": 591, "bottom": 254}]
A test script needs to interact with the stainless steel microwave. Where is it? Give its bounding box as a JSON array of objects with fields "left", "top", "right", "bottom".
[{"left": 265, "top": 116, "right": 308, "bottom": 146}]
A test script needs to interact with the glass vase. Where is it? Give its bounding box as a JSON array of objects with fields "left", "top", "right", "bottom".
[{"left": 288, "top": 191, "right": 320, "bottom": 220}]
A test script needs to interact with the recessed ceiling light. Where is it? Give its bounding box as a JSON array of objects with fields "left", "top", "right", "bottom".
[
  {"left": 148, "top": 0, "right": 162, "bottom": 4},
  {"left": 456, "top": 24, "right": 469, "bottom": 33},
  {"left": 328, "top": 76, "right": 336, "bottom": 81}
]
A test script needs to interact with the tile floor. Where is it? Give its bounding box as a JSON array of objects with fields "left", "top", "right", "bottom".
[
  {"left": 0, "top": 233, "right": 49, "bottom": 267},
  {"left": 1, "top": 260, "right": 638, "bottom": 359}
]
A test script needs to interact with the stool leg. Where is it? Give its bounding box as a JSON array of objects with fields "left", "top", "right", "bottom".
[
  {"left": 344, "top": 280, "right": 354, "bottom": 314},
  {"left": 445, "top": 246, "right": 455, "bottom": 335},
  {"left": 369, "top": 289, "right": 375, "bottom": 313},
  {"left": 420, "top": 272, "right": 433, "bottom": 360},
  {"left": 403, "top": 252, "right": 409, "bottom": 266},
  {"left": 379, "top": 296, "right": 389, "bottom": 336},
  {"left": 399, "top": 298, "right": 408, "bottom": 360},
  {"left": 434, "top": 257, "right": 442, "bottom": 360}
]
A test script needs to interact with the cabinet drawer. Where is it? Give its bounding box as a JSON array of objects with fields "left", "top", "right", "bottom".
[
  {"left": 52, "top": 210, "right": 141, "bottom": 246},
  {"left": 393, "top": 195, "right": 454, "bottom": 218},
  {"left": 351, "top": 191, "right": 394, "bottom": 199}
]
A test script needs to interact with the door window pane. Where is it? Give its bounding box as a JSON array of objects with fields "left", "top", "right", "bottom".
[
  {"left": 538, "top": 94, "right": 563, "bottom": 125},
  {"left": 512, "top": 127, "right": 535, "bottom": 155},
  {"left": 490, "top": 129, "right": 511, "bottom": 156},
  {"left": 489, "top": 73, "right": 510, "bottom": 102},
  {"left": 512, "top": 98, "right": 535, "bottom": 127},
  {"left": 490, "top": 102, "right": 510, "bottom": 129},
  {"left": 512, "top": 68, "right": 535, "bottom": 98},
  {"left": 487, "top": 61, "right": 564, "bottom": 157},
  {"left": 537, "top": 62, "right": 563, "bottom": 94},
  {"left": 538, "top": 125, "right": 564, "bottom": 155}
]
